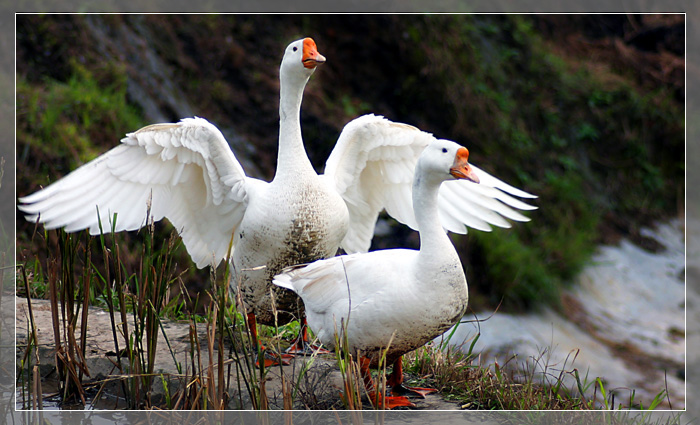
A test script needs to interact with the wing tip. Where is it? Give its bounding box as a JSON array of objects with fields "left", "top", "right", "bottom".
[
  {"left": 17, "top": 202, "right": 32, "bottom": 213},
  {"left": 272, "top": 273, "right": 296, "bottom": 292},
  {"left": 496, "top": 185, "right": 538, "bottom": 200},
  {"left": 20, "top": 213, "right": 39, "bottom": 224},
  {"left": 18, "top": 191, "right": 46, "bottom": 205}
]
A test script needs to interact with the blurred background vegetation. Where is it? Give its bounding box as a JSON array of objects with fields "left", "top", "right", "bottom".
[{"left": 15, "top": 14, "right": 684, "bottom": 313}]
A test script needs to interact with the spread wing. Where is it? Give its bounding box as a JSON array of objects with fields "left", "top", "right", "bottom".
[
  {"left": 323, "top": 114, "right": 537, "bottom": 253},
  {"left": 19, "top": 117, "right": 261, "bottom": 268}
]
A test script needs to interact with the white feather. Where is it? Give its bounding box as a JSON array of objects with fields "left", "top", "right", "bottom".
[
  {"left": 19, "top": 117, "right": 252, "bottom": 268},
  {"left": 323, "top": 114, "right": 536, "bottom": 252}
]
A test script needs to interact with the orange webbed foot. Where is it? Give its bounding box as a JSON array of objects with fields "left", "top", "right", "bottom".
[
  {"left": 391, "top": 383, "right": 438, "bottom": 398},
  {"left": 368, "top": 391, "right": 416, "bottom": 409},
  {"left": 255, "top": 346, "right": 294, "bottom": 367},
  {"left": 285, "top": 341, "right": 331, "bottom": 356}
]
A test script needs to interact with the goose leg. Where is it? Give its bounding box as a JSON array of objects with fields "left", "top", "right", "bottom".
[
  {"left": 388, "top": 357, "right": 438, "bottom": 398},
  {"left": 247, "top": 312, "right": 293, "bottom": 367},
  {"left": 285, "top": 317, "right": 330, "bottom": 355},
  {"left": 359, "top": 356, "right": 415, "bottom": 409}
]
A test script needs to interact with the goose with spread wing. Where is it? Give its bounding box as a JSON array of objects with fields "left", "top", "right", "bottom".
[{"left": 19, "top": 37, "right": 536, "bottom": 363}]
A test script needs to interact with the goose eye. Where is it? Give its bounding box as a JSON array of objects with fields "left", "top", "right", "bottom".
[
  {"left": 442, "top": 148, "right": 448, "bottom": 153},
  {"left": 293, "top": 46, "right": 298, "bottom": 52}
]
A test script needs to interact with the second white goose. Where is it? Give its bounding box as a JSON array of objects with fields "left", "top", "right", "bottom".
[{"left": 274, "top": 139, "right": 483, "bottom": 408}]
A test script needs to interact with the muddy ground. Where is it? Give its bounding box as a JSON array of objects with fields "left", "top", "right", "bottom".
[{"left": 15, "top": 297, "right": 463, "bottom": 411}]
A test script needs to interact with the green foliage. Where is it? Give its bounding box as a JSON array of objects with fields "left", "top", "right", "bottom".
[
  {"left": 17, "top": 59, "right": 145, "bottom": 182},
  {"left": 339, "top": 95, "right": 372, "bottom": 118},
  {"left": 401, "top": 15, "right": 682, "bottom": 310},
  {"left": 470, "top": 230, "right": 561, "bottom": 308}
]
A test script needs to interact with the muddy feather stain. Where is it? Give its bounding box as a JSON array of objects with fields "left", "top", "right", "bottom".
[{"left": 233, "top": 181, "right": 349, "bottom": 326}]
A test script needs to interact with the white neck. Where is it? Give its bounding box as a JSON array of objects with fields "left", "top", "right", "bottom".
[
  {"left": 273, "top": 67, "right": 316, "bottom": 182},
  {"left": 412, "top": 170, "right": 456, "bottom": 262}
]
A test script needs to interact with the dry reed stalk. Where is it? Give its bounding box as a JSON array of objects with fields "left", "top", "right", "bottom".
[
  {"left": 207, "top": 304, "right": 217, "bottom": 408},
  {"left": 32, "top": 365, "right": 41, "bottom": 410},
  {"left": 259, "top": 378, "right": 269, "bottom": 410},
  {"left": 282, "top": 376, "right": 293, "bottom": 410}
]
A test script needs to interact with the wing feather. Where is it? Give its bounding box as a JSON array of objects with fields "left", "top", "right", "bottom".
[
  {"left": 324, "top": 115, "right": 537, "bottom": 253},
  {"left": 19, "top": 117, "right": 256, "bottom": 268},
  {"left": 324, "top": 114, "right": 432, "bottom": 253}
]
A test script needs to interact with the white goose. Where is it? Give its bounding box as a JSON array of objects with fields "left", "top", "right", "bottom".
[
  {"left": 273, "top": 139, "right": 479, "bottom": 408},
  {"left": 18, "top": 37, "right": 535, "bottom": 361}
]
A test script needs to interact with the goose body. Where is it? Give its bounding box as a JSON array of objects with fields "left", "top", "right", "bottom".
[
  {"left": 232, "top": 167, "right": 348, "bottom": 325},
  {"left": 18, "top": 37, "right": 536, "bottom": 342},
  {"left": 276, "top": 247, "right": 467, "bottom": 365}
]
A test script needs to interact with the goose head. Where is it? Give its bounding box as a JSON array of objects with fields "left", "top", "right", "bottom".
[
  {"left": 280, "top": 37, "right": 326, "bottom": 85},
  {"left": 417, "top": 139, "right": 480, "bottom": 185}
]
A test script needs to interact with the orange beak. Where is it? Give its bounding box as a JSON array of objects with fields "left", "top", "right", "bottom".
[
  {"left": 449, "top": 147, "right": 479, "bottom": 183},
  {"left": 302, "top": 37, "right": 326, "bottom": 69}
]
